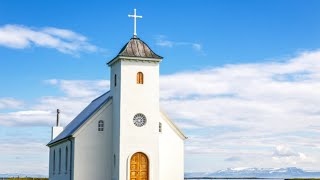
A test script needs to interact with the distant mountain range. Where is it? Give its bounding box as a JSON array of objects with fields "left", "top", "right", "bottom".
[
  {"left": 185, "top": 167, "right": 320, "bottom": 178},
  {"left": 1, "top": 167, "right": 320, "bottom": 178},
  {"left": 0, "top": 173, "right": 47, "bottom": 178}
]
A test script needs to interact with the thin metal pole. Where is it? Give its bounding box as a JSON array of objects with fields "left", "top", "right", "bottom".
[{"left": 56, "top": 109, "right": 60, "bottom": 126}]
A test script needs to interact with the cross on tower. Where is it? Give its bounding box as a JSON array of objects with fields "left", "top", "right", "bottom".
[{"left": 128, "top": 9, "right": 143, "bottom": 37}]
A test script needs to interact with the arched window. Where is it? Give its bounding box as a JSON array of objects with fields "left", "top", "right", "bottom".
[
  {"left": 98, "top": 120, "right": 104, "bottom": 131},
  {"left": 65, "top": 146, "right": 68, "bottom": 173},
  {"left": 59, "top": 148, "right": 61, "bottom": 174},
  {"left": 114, "top": 74, "right": 117, "bottom": 87},
  {"left": 53, "top": 150, "right": 56, "bottom": 174},
  {"left": 137, "top": 72, "right": 144, "bottom": 84}
]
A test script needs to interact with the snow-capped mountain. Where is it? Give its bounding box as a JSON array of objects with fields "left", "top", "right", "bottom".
[
  {"left": 2, "top": 167, "right": 320, "bottom": 178},
  {"left": 185, "top": 167, "right": 320, "bottom": 178}
]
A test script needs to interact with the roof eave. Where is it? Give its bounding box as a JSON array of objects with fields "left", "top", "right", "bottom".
[
  {"left": 107, "top": 56, "right": 163, "bottom": 67},
  {"left": 47, "top": 136, "right": 73, "bottom": 147}
]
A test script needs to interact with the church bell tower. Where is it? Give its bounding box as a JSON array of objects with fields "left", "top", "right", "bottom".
[{"left": 107, "top": 9, "right": 163, "bottom": 180}]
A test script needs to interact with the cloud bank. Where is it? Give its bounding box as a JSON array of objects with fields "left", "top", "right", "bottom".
[
  {"left": 159, "top": 50, "right": 320, "bottom": 171},
  {"left": 1, "top": 50, "right": 320, "bottom": 173},
  {"left": 0, "top": 80, "right": 109, "bottom": 127},
  {"left": 0, "top": 98, "right": 24, "bottom": 110},
  {"left": 0, "top": 24, "right": 98, "bottom": 55}
]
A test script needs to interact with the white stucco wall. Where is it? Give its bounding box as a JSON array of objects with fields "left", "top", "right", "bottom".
[
  {"left": 72, "top": 101, "right": 113, "bottom": 180},
  {"left": 112, "top": 59, "right": 161, "bottom": 180},
  {"left": 49, "top": 140, "right": 72, "bottom": 180},
  {"left": 159, "top": 115, "right": 185, "bottom": 180}
]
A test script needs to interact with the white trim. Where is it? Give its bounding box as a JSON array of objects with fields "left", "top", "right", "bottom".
[
  {"left": 160, "top": 110, "right": 188, "bottom": 140},
  {"left": 108, "top": 56, "right": 162, "bottom": 66}
]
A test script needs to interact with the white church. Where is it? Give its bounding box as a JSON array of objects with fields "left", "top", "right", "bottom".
[{"left": 47, "top": 9, "right": 187, "bottom": 180}]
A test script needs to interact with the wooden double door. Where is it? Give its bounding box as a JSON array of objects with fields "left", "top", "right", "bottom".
[{"left": 130, "top": 152, "right": 149, "bottom": 180}]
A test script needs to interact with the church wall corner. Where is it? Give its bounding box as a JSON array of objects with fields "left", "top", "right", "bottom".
[{"left": 72, "top": 101, "right": 113, "bottom": 180}]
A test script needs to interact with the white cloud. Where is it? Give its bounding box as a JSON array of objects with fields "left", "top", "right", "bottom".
[
  {"left": 272, "top": 145, "right": 313, "bottom": 165},
  {"left": 43, "top": 27, "right": 87, "bottom": 41},
  {"left": 0, "top": 141, "right": 48, "bottom": 175},
  {"left": 160, "top": 50, "right": 320, "bottom": 134},
  {"left": 159, "top": 50, "right": 320, "bottom": 170},
  {"left": 51, "top": 79, "right": 109, "bottom": 97},
  {"left": 44, "top": 79, "right": 58, "bottom": 85},
  {"left": 0, "top": 80, "right": 109, "bottom": 127},
  {"left": 155, "top": 35, "right": 174, "bottom": 47},
  {"left": 192, "top": 43, "right": 202, "bottom": 51},
  {"left": 225, "top": 156, "right": 242, "bottom": 162},
  {"left": 0, "top": 24, "right": 98, "bottom": 55},
  {"left": 273, "top": 145, "right": 300, "bottom": 157},
  {"left": 154, "top": 35, "right": 204, "bottom": 53},
  {"left": 0, "top": 98, "right": 24, "bottom": 110},
  {"left": 0, "top": 110, "right": 52, "bottom": 126}
]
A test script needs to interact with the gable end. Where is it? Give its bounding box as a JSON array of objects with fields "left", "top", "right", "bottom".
[{"left": 160, "top": 110, "right": 187, "bottom": 140}]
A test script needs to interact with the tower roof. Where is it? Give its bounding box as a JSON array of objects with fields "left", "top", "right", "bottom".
[{"left": 108, "top": 37, "right": 163, "bottom": 65}]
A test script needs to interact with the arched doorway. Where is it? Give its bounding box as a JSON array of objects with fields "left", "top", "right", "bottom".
[{"left": 130, "top": 152, "right": 149, "bottom": 180}]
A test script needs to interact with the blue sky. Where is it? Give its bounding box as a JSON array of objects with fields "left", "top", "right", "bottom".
[{"left": 0, "top": 0, "right": 320, "bottom": 176}]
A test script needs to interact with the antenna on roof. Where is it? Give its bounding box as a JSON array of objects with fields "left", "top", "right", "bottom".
[{"left": 56, "top": 109, "right": 60, "bottom": 127}]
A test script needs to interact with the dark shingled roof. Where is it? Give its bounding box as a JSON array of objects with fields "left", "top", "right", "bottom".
[
  {"left": 108, "top": 37, "right": 162, "bottom": 65},
  {"left": 118, "top": 37, "right": 162, "bottom": 59},
  {"left": 47, "top": 92, "right": 112, "bottom": 146}
]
